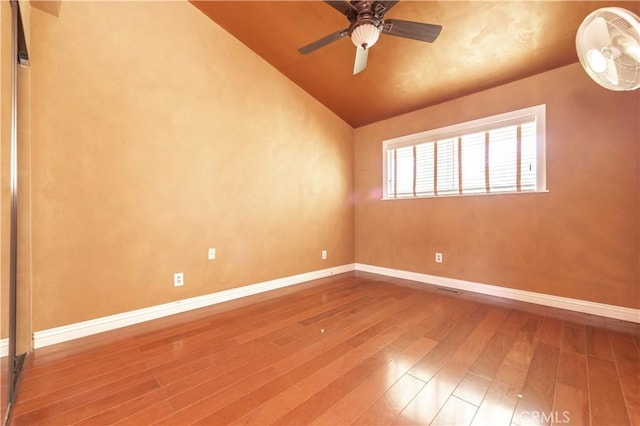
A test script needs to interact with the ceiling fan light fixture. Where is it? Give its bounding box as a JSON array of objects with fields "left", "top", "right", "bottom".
[{"left": 351, "top": 23, "right": 381, "bottom": 49}]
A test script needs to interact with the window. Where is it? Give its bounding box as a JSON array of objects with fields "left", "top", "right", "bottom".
[{"left": 383, "top": 105, "right": 546, "bottom": 199}]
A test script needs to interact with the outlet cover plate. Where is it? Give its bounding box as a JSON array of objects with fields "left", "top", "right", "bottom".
[{"left": 174, "top": 272, "right": 184, "bottom": 287}]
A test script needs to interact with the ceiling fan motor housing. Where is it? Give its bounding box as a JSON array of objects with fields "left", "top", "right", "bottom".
[{"left": 349, "top": 1, "right": 384, "bottom": 49}]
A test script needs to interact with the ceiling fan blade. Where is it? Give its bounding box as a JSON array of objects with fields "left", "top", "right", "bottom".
[
  {"left": 353, "top": 46, "right": 368, "bottom": 75},
  {"left": 374, "top": 0, "right": 399, "bottom": 16},
  {"left": 298, "top": 28, "right": 350, "bottom": 55},
  {"left": 324, "top": 0, "right": 358, "bottom": 17},
  {"left": 382, "top": 19, "right": 442, "bottom": 43}
]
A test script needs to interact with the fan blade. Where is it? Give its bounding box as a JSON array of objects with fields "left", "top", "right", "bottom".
[
  {"left": 353, "top": 46, "right": 368, "bottom": 75},
  {"left": 324, "top": 1, "right": 358, "bottom": 17},
  {"left": 605, "top": 57, "right": 619, "bottom": 86},
  {"left": 298, "top": 28, "right": 350, "bottom": 55},
  {"left": 382, "top": 19, "right": 442, "bottom": 43},
  {"left": 374, "top": 0, "right": 399, "bottom": 16},
  {"left": 584, "top": 16, "right": 611, "bottom": 48}
]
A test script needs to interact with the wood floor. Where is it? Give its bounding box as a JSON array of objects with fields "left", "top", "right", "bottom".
[{"left": 9, "top": 272, "right": 640, "bottom": 425}]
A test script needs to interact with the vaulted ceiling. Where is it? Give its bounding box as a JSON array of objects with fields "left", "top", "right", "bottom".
[{"left": 192, "top": 1, "right": 639, "bottom": 127}]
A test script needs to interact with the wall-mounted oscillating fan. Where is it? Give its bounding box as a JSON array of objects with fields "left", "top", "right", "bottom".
[
  {"left": 576, "top": 7, "right": 640, "bottom": 91},
  {"left": 298, "top": 0, "right": 442, "bottom": 75}
]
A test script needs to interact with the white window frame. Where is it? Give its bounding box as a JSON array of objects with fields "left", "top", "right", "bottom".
[{"left": 382, "top": 104, "right": 547, "bottom": 200}]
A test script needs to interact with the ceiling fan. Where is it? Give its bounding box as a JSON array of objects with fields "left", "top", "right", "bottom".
[{"left": 298, "top": 0, "right": 442, "bottom": 75}]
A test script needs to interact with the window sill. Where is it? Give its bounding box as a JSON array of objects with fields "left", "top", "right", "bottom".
[{"left": 382, "top": 190, "right": 549, "bottom": 201}]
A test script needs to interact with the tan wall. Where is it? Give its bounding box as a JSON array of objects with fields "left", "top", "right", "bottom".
[
  {"left": 30, "top": 1, "right": 354, "bottom": 331},
  {"left": 354, "top": 63, "right": 640, "bottom": 309}
]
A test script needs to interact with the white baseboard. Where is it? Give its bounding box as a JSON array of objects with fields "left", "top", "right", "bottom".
[
  {"left": 355, "top": 263, "right": 640, "bottom": 323},
  {"left": 33, "top": 263, "right": 355, "bottom": 349},
  {"left": 0, "top": 338, "right": 7, "bottom": 357}
]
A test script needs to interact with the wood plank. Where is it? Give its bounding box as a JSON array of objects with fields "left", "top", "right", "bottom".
[
  {"left": 408, "top": 319, "right": 478, "bottom": 383},
  {"left": 539, "top": 317, "right": 563, "bottom": 348},
  {"left": 114, "top": 401, "right": 173, "bottom": 426},
  {"left": 586, "top": 326, "right": 614, "bottom": 361},
  {"left": 557, "top": 351, "right": 588, "bottom": 390},
  {"left": 421, "top": 298, "right": 477, "bottom": 340},
  {"left": 355, "top": 373, "right": 426, "bottom": 425},
  {"left": 588, "top": 356, "right": 630, "bottom": 426},
  {"left": 431, "top": 395, "right": 478, "bottom": 425},
  {"left": 553, "top": 382, "right": 587, "bottom": 426},
  {"left": 471, "top": 380, "right": 522, "bottom": 426},
  {"left": 562, "top": 322, "right": 587, "bottom": 355},
  {"left": 472, "top": 318, "right": 540, "bottom": 426},
  {"left": 554, "top": 350, "right": 589, "bottom": 425},
  {"left": 609, "top": 334, "right": 640, "bottom": 424},
  {"left": 512, "top": 342, "right": 560, "bottom": 425},
  {"left": 471, "top": 331, "right": 518, "bottom": 380},
  {"left": 498, "top": 310, "right": 527, "bottom": 335},
  {"left": 503, "top": 315, "right": 543, "bottom": 371},
  {"left": 454, "top": 372, "right": 491, "bottom": 407}
]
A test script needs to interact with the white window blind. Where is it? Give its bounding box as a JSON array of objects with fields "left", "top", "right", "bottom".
[
  {"left": 461, "top": 132, "right": 485, "bottom": 194},
  {"left": 394, "top": 146, "right": 414, "bottom": 197},
  {"left": 437, "top": 138, "right": 459, "bottom": 195},
  {"left": 415, "top": 143, "right": 435, "bottom": 196},
  {"left": 383, "top": 105, "right": 546, "bottom": 199}
]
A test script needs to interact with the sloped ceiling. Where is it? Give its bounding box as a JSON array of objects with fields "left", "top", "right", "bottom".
[{"left": 192, "top": 1, "right": 639, "bottom": 127}]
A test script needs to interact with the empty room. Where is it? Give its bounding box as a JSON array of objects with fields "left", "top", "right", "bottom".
[{"left": 1, "top": 0, "right": 639, "bottom": 425}]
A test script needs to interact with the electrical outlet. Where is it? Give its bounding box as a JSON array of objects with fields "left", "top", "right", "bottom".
[
  {"left": 173, "top": 272, "right": 184, "bottom": 287},
  {"left": 322, "top": 250, "right": 327, "bottom": 260},
  {"left": 435, "top": 253, "right": 443, "bottom": 263},
  {"left": 208, "top": 248, "right": 216, "bottom": 260}
]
